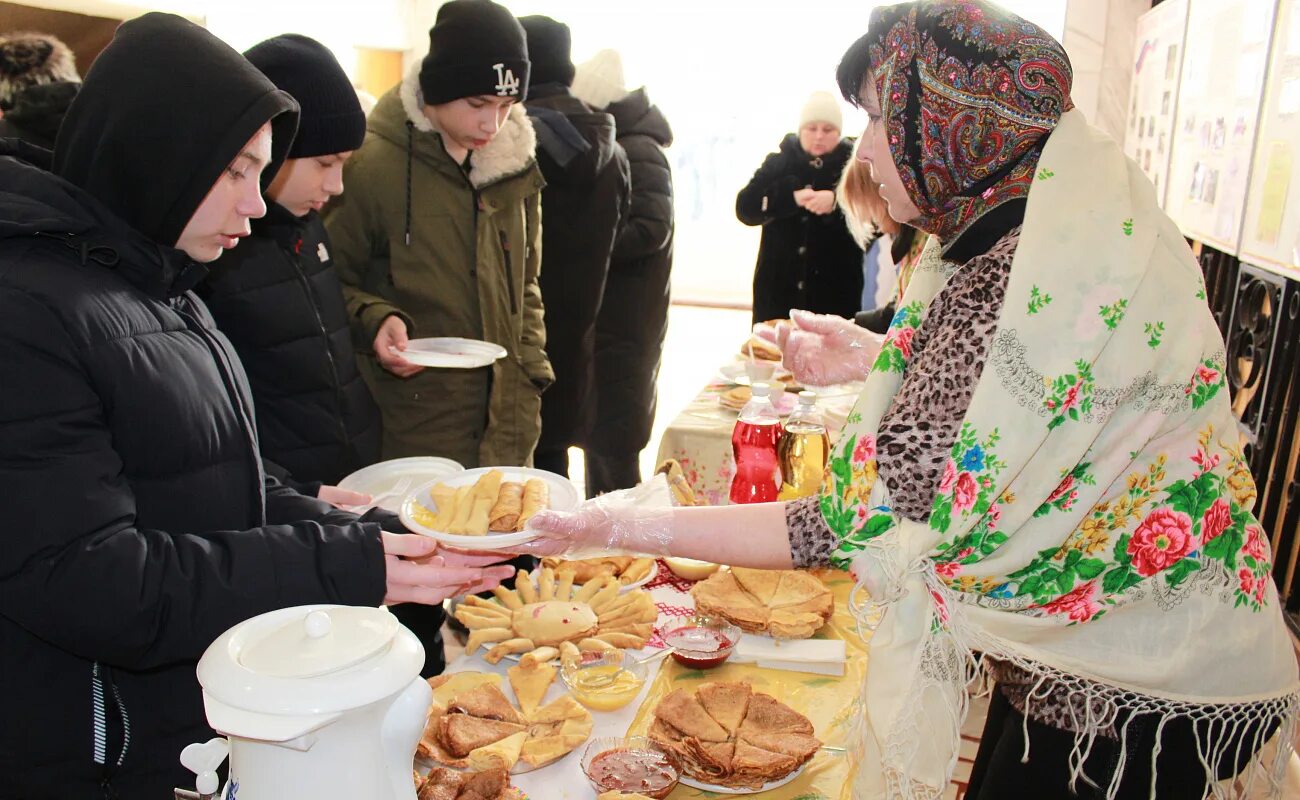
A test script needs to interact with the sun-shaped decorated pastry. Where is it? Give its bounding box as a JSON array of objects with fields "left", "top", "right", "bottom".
[{"left": 455, "top": 566, "right": 659, "bottom": 664}]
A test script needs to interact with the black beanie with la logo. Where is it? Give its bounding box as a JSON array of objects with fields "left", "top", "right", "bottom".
[{"left": 418, "top": 0, "right": 531, "bottom": 105}]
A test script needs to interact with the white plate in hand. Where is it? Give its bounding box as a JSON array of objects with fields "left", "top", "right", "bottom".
[
  {"left": 337, "top": 457, "right": 464, "bottom": 512},
  {"left": 399, "top": 467, "right": 580, "bottom": 550},
  {"left": 397, "top": 337, "right": 507, "bottom": 369},
  {"left": 678, "top": 763, "right": 806, "bottom": 794}
]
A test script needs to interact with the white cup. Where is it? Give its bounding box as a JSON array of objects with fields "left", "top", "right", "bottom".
[{"left": 744, "top": 360, "right": 777, "bottom": 384}]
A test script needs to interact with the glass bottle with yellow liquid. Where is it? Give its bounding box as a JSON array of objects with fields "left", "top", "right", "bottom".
[{"left": 777, "top": 391, "right": 830, "bottom": 500}]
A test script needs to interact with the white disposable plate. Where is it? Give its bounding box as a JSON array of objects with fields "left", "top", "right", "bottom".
[
  {"left": 717, "top": 362, "right": 795, "bottom": 387},
  {"left": 398, "top": 337, "right": 507, "bottom": 369},
  {"left": 620, "top": 559, "right": 658, "bottom": 593},
  {"left": 678, "top": 763, "right": 806, "bottom": 794},
  {"left": 337, "top": 457, "right": 464, "bottom": 512},
  {"left": 400, "top": 467, "right": 579, "bottom": 550}
]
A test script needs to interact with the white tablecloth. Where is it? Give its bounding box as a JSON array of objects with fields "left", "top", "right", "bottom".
[{"left": 441, "top": 561, "right": 700, "bottom": 799}]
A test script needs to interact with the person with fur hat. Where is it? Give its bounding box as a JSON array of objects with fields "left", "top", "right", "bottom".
[
  {"left": 518, "top": 15, "right": 630, "bottom": 481},
  {"left": 571, "top": 49, "right": 675, "bottom": 495},
  {"left": 0, "top": 31, "right": 81, "bottom": 150},
  {"left": 326, "top": 0, "right": 551, "bottom": 471},
  {"left": 0, "top": 30, "right": 80, "bottom": 110},
  {"left": 0, "top": 14, "right": 514, "bottom": 797},
  {"left": 199, "top": 34, "right": 382, "bottom": 503},
  {"left": 736, "top": 90, "right": 864, "bottom": 325}
]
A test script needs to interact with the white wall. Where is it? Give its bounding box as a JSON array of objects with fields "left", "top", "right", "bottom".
[
  {"left": 503, "top": 0, "right": 1068, "bottom": 306},
  {"left": 1063, "top": 0, "right": 1152, "bottom": 143},
  {"left": 11, "top": 0, "right": 421, "bottom": 79},
  {"left": 202, "top": 1, "right": 416, "bottom": 79}
]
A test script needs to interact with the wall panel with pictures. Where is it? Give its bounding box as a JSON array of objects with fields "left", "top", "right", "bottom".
[
  {"left": 1164, "top": 0, "right": 1280, "bottom": 254},
  {"left": 1239, "top": 0, "right": 1300, "bottom": 275},
  {"left": 1123, "top": 0, "right": 1190, "bottom": 209}
]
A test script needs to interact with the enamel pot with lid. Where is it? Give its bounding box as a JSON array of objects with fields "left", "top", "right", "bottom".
[{"left": 185, "top": 604, "right": 429, "bottom": 800}]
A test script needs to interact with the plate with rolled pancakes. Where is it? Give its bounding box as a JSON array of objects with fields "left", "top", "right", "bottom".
[
  {"left": 401, "top": 467, "right": 580, "bottom": 549},
  {"left": 540, "top": 556, "right": 658, "bottom": 593}
]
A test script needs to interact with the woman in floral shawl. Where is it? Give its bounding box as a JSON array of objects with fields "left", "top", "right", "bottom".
[{"left": 520, "top": 2, "right": 1300, "bottom": 797}]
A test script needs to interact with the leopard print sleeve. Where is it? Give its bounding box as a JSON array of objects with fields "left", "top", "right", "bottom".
[{"left": 785, "top": 496, "right": 837, "bottom": 569}]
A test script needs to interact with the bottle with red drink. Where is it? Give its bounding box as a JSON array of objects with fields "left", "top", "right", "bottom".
[{"left": 729, "top": 382, "right": 783, "bottom": 504}]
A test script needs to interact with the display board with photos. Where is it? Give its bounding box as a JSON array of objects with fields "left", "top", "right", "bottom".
[
  {"left": 1164, "top": 0, "right": 1280, "bottom": 254},
  {"left": 1239, "top": 0, "right": 1300, "bottom": 274},
  {"left": 1124, "top": 0, "right": 1190, "bottom": 209}
]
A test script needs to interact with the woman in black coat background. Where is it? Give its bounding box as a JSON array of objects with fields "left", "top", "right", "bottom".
[{"left": 737, "top": 91, "right": 863, "bottom": 325}]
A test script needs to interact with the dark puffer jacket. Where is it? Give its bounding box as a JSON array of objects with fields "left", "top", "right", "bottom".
[
  {"left": 736, "top": 135, "right": 863, "bottom": 324},
  {"left": 200, "top": 202, "right": 382, "bottom": 490},
  {"left": 0, "top": 15, "right": 389, "bottom": 799},
  {"left": 525, "top": 84, "right": 631, "bottom": 455},
  {"left": 586, "top": 88, "right": 674, "bottom": 465}
]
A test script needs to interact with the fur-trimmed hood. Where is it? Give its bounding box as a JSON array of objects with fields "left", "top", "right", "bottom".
[{"left": 365, "top": 63, "right": 536, "bottom": 189}]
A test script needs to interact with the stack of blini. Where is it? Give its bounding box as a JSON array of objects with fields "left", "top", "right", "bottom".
[{"left": 648, "top": 682, "right": 820, "bottom": 789}]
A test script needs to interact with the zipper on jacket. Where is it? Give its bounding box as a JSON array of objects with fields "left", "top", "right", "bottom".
[
  {"left": 92, "top": 663, "right": 130, "bottom": 799},
  {"left": 177, "top": 299, "right": 267, "bottom": 522},
  {"left": 283, "top": 239, "right": 350, "bottom": 447},
  {"left": 498, "top": 229, "right": 518, "bottom": 316}
]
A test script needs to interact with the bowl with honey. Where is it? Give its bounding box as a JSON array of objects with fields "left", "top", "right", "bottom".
[{"left": 560, "top": 649, "right": 648, "bottom": 712}]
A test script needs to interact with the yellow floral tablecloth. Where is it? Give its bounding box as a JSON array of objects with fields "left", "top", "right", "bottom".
[{"left": 625, "top": 568, "right": 869, "bottom": 799}]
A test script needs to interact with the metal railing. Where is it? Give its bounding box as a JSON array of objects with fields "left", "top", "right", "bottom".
[{"left": 1198, "top": 244, "right": 1300, "bottom": 628}]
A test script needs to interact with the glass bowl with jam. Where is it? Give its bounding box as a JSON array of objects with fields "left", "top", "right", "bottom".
[
  {"left": 659, "top": 613, "right": 741, "bottom": 669},
  {"left": 582, "top": 736, "right": 681, "bottom": 799},
  {"left": 560, "top": 649, "right": 648, "bottom": 712}
]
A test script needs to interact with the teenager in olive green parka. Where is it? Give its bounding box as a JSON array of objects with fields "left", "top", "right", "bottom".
[{"left": 325, "top": 0, "right": 551, "bottom": 469}]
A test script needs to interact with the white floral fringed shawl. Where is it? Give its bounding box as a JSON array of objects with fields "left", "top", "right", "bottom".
[{"left": 822, "top": 108, "right": 1300, "bottom": 800}]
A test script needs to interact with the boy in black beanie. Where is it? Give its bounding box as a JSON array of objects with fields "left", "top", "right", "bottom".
[
  {"left": 199, "top": 34, "right": 384, "bottom": 506},
  {"left": 325, "top": 0, "right": 552, "bottom": 674},
  {"left": 326, "top": 0, "right": 550, "bottom": 471},
  {"left": 518, "top": 15, "right": 630, "bottom": 483}
]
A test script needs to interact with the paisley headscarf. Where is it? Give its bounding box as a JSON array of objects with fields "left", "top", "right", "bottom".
[{"left": 836, "top": 0, "right": 1073, "bottom": 245}]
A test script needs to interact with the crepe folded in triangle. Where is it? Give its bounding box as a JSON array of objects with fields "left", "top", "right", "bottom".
[
  {"left": 739, "top": 693, "right": 815, "bottom": 736},
  {"left": 466, "top": 730, "right": 527, "bottom": 772},
  {"left": 655, "top": 688, "right": 730, "bottom": 742},
  {"left": 767, "top": 609, "right": 830, "bottom": 639},
  {"left": 416, "top": 767, "right": 464, "bottom": 800},
  {"left": 507, "top": 660, "right": 557, "bottom": 718},
  {"left": 438, "top": 715, "right": 527, "bottom": 758},
  {"left": 690, "top": 568, "right": 832, "bottom": 638},
  {"left": 696, "top": 681, "right": 752, "bottom": 735},
  {"left": 648, "top": 682, "right": 820, "bottom": 789},
  {"left": 683, "top": 738, "right": 736, "bottom": 780},
  {"left": 459, "top": 767, "right": 510, "bottom": 800},
  {"left": 730, "top": 567, "right": 783, "bottom": 606},
  {"left": 737, "top": 730, "right": 821, "bottom": 762},
  {"left": 769, "top": 571, "right": 831, "bottom": 609},
  {"left": 731, "top": 740, "right": 799, "bottom": 784},
  {"left": 647, "top": 716, "right": 692, "bottom": 763},
  {"left": 448, "top": 684, "right": 525, "bottom": 726}
]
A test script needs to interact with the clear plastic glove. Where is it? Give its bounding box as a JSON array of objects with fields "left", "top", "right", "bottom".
[
  {"left": 512, "top": 485, "right": 675, "bottom": 559},
  {"left": 754, "top": 308, "right": 883, "bottom": 386}
]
